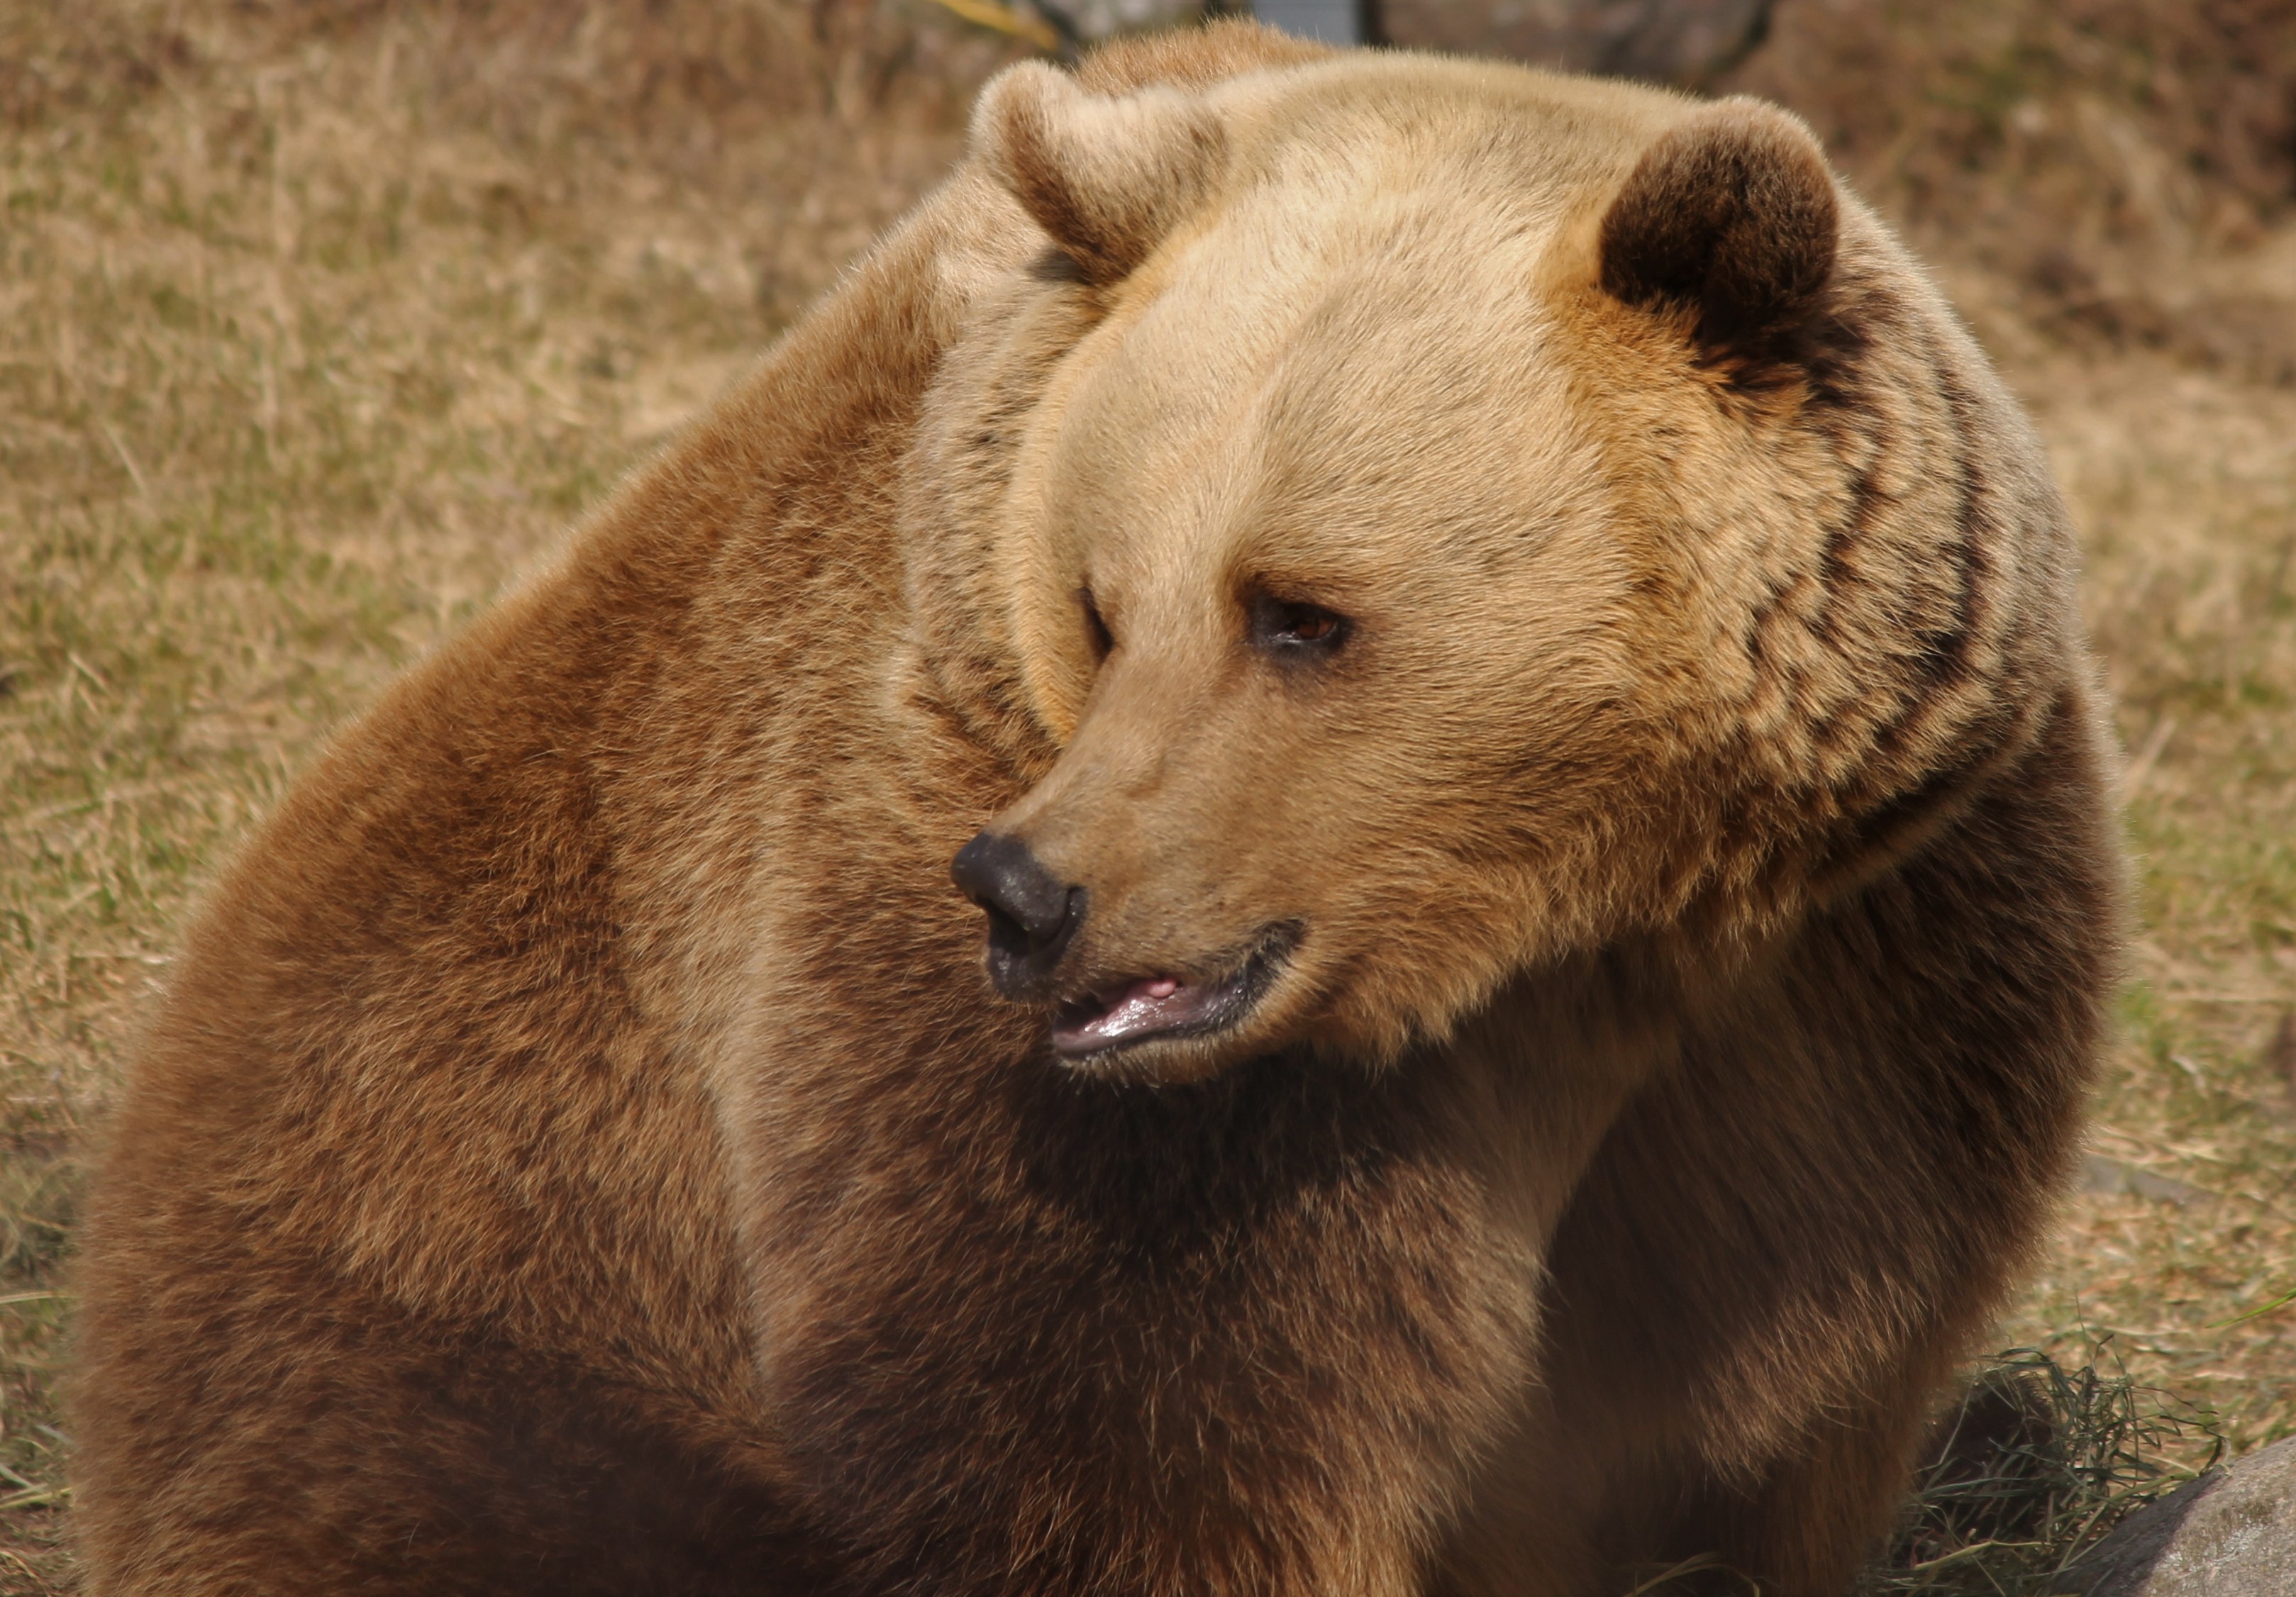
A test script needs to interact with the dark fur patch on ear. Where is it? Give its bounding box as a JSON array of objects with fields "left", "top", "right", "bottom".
[
  {"left": 1599, "top": 99, "right": 1839, "bottom": 382},
  {"left": 1027, "top": 246, "right": 1092, "bottom": 285},
  {"left": 973, "top": 62, "right": 1227, "bottom": 285}
]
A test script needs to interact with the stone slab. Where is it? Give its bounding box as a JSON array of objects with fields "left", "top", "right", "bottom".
[
  {"left": 2053, "top": 1438, "right": 2296, "bottom": 1597},
  {"left": 1374, "top": 0, "right": 1775, "bottom": 88}
]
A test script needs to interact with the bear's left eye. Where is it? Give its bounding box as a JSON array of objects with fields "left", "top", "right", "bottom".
[
  {"left": 1250, "top": 594, "right": 1351, "bottom": 659},
  {"left": 1079, "top": 587, "right": 1114, "bottom": 662}
]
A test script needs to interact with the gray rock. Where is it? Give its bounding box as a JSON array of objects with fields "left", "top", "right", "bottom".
[
  {"left": 1374, "top": 0, "right": 1775, "bottom": 89},
  {"left": 1253, "top": 0, "right": 1365, "bottom": 45},
  {"left": 1055, "top": 0, "right": 1208, "bottom": 42},
  {"left": 2083, "top": 1153, "right": 2212, "bottom": 1206},
  {"left": 2053, "top": 1438, "right": 2296, "bottom": 1596},
  {"left": 1047, "top": 0, "right": 1212, "bottom": 42}
]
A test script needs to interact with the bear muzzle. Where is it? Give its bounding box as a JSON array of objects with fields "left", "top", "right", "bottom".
[{"left": 950, "top": 828, "right": 1303, "bottom": 1067}]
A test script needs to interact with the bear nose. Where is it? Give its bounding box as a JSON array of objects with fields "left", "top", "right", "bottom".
[{"left": 950, "top": 830, "right": 1085, "bottom": 998}]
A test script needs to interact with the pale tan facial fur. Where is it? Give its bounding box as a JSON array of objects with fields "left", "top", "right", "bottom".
[{"left": 977, "top": 201, "right": 1647, "bottom": 1075}]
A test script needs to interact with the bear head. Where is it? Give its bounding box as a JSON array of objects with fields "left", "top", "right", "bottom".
[{"left": 906, "top": 53, "right": 2073, "bottom": 1085}]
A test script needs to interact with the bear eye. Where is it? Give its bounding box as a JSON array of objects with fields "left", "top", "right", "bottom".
[
  {"left": 1079, "top": 586, "right": 1114, "bottom": 662},
  {"left": 1249, "top": 594, "right": 1351, "bottom": 659}
]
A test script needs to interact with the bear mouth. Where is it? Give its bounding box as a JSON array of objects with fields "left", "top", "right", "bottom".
[{"left": 1050, "top": 925, "right": 1298, "bottom": 1061}]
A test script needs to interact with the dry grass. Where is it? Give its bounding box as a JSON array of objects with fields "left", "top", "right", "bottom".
[
  {"left": 1, "top": 1, "right": 2292, "bottom": 1591},
  {"left": 1987, "top": 327, "right": 2296, "bottom": 1445},
  {"left": 1731, "top": 0, "right": 2296, "bottom": 382},
  {"left": 1853, "top": 1347, "right": 2221, "bottom": 1595}
]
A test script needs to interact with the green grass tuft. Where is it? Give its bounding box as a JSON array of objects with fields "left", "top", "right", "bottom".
[{"left": 1857, "top": 1347, "right": 2222, "bottom": 1597}]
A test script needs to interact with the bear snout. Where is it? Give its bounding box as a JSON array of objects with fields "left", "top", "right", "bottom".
[{"left": 950, "top": 828, "right": 1086, "bottom": 998}]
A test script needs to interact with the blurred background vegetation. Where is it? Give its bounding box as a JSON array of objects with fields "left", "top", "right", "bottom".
[{"left": 2, "top": 0, "right": 2292, "bottom": 1589}]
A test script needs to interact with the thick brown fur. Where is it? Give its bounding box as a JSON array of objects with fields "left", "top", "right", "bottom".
[{"left": 72, "top": 24, "right": 2119, "bottom": 1597}]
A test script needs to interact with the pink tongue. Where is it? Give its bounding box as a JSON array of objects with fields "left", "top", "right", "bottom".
[{"left": 1057, "top": 975, "right": 1208, "bottom": 1050}]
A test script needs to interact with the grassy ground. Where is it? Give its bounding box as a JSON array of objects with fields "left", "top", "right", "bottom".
[
  {"left": 1, "top": 1, "right": 2291, "bottom": 1590},
  {"left": 1996, "top": 333, "right": 2296, "bottom": 1455}
]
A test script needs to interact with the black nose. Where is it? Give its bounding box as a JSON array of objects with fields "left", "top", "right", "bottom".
[{"left": 950, "top": 830, "right": 1085, "bottom": 998}]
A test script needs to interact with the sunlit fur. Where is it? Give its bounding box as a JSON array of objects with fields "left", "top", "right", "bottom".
[{"left": 73, "top": 24, "right": 2117, "bottom": 1597}]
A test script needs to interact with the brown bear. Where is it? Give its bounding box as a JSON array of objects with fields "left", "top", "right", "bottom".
[{"left": 72, "top": 23, "right": 2118, "bottom": 1597}]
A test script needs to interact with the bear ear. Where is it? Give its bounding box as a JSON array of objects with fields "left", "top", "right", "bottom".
[
  {"left": 1597, "top": 99, "right": 1839, "bottom": 379},
  {"left": 971, "top": 61, "right": 1229, "bottom": 285}
]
